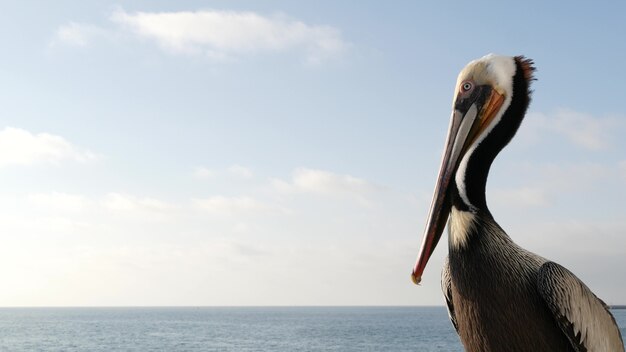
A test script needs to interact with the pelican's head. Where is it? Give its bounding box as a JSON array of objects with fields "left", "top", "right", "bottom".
[{"left": 411, "top": 54, "right": 535, "bottom": 284}]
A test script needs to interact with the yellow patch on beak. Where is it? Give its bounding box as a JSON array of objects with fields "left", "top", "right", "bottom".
[{"left": 480, "top": 90, "right": 505, "bottom": 132}]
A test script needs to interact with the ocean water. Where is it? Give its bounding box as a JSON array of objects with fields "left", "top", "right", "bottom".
[{"left": 0, "top": 307, "right": 624, "bottom": 351}]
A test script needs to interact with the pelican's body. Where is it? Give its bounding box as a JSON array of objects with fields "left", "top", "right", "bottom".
[{"left": 412, "top": 55, "right": 624, "bottom": 351}]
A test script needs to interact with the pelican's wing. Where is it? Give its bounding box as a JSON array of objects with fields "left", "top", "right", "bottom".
[
  {"left": 537, "top": 261, "right": 624, "bottom": 352},
  {"left": 441, "top": 257, "right": 458, "bottom": 333}
]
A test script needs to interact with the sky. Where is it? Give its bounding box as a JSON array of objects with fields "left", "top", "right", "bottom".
[{"left": 1, "top": 1, "right": 625, "bottom": 306}]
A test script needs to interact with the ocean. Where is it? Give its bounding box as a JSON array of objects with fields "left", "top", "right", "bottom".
[{"left": 0, "top": 307, "right": 624, "bottom": 351}]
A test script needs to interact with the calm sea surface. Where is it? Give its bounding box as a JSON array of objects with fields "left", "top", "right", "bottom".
[{"left": 0, "top": 307, "right": 624, "bottom": 351}]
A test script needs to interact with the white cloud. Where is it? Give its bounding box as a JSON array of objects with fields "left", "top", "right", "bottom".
[
  {"left": 193, "top": 165, "right": 253, "bottom": 179},
  {"left": 522, "top": 109, "right": 619, "bottom": 150},
  {"left": 228, "top": 164, "right": 253, "bottom": 179},
  {"left": 0, "top": 127, "right": 96, "bottom": 167},
  {"left": 27, "top": 192, "right": 91, "bottom": 212},
  {"left": 272, "top": 168, "right": 382, "bottom": 204},
  {"left": 54, "top": 9, "right": 348, "bottom": 64},
  {"left": 2, "top": 163, "right": 624, "bottom": 306},
  {"left": 491, "top": 161, "right": 613, "bottom": 209},
  {"left": 51, "top": 22, "right": 111, "bottom": 47},
  {"left": 23, "top": 191, "right": 178, "bottom": 216},
  {"left": 111, "top": 9, "right": 346, "bottom": 63},
  {"left": 512, "top": 220, "right": 626, "bottom": 257},
  {"left": 192, "top": 166, "right": 214, "bottom": 179},
  {"left": 102, "top": 193, "right": 174, "bottom": 213},
  {"left": 193, "top": 195, "right": 286, "bottom": 215}
]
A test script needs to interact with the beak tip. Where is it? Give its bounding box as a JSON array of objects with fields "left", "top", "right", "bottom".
[{"left": 411, "top": 272, "right": 422, "bottom": 285}]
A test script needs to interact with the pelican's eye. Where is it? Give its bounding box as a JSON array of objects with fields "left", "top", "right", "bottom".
[{"left": 461, "top": 81, "right": 473, "bottom": 93}]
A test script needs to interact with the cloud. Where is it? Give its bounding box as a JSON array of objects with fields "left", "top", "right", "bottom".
[
  {"left": 522, "top": 109, "right": 619, "bottom": 150},
  {"left": 54, "top": 9, "right": 348, "bottom": 64},
  {"left": 192, "top": 166, "right": 214, "bottom": 179},
  {"left": 272, "top": 168, "right": 382, "bottom": 204},
  {"left": 112, "top": 9, "right": 346, "bottom": 63},
  {"left": 0, "top": 127, "right": 96, "bottom": 167},
  {"left": 193, "top": 165, "right": 253, "bottom": 180},
  {"left": 51, "top": 22, "right": 112, "bottom": 47},
  {"left": 512, "top": 219, "right": 626, "bottom": 257},
  {"left": 490, "top": 161, "right": 613, "bottom": 209},
  {"left": 102, "top": 193, "right": 174, "bottom": 213},
  {"left": 27, "top": 192, "right": 91, "bottom": 212},
  {"left": 193, "top": 195, "right": 287, "bottom": 215},
  {"left": 2, "top": 163, "right": 624, "bottom": 306},
  {"left": 25, "top": 191, "right": 178, "bottom": 215},
  {"left": 228, "top": 164, "right": 253, "bottom": 179}
]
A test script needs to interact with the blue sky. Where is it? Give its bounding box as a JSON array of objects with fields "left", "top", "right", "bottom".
[{"left": 1, "top": 1, "right": 625, "bottom": 306}]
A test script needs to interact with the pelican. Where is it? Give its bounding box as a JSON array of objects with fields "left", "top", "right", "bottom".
[{"left": 411, "top": 54, "right": 624, "bottom": 351}]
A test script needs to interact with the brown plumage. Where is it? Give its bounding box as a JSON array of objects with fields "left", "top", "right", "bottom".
[{"left": 412, "top": 54, "right": 624, "bottom": 351}]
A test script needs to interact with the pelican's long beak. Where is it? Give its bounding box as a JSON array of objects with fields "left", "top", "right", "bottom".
[{"left": 411, "top": 88, "right": 504, "bottom": 285}]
